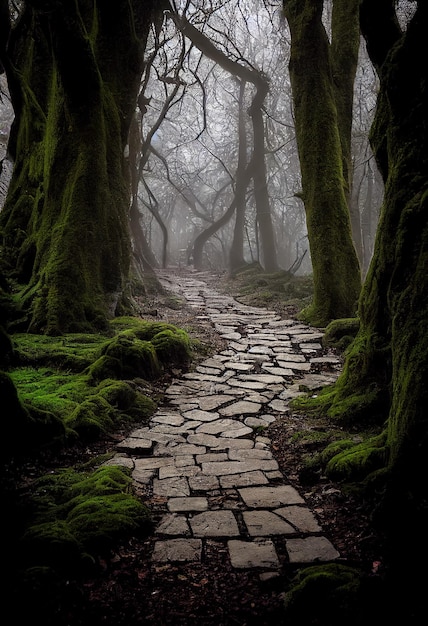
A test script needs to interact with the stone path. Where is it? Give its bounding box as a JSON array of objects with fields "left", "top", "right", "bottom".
[{"left": 106, "top": 269, "right": 342, "bottom": 575}]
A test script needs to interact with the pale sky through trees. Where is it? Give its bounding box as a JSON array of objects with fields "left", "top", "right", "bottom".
[{"left": 0, "top": 0, "right": 383, "bottom": 274}]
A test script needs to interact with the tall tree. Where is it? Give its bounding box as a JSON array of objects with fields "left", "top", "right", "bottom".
[
  {"left": 0, "top": 1, "right": 163, "bottom": 334},
  {"left": 283, "top": 0, "right": 361, "bottom": 327},
  {"left": 314, "top": 2, "right": 428, "bottom": 618}
]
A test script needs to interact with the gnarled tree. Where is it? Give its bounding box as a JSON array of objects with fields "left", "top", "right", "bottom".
[{"left": 0, "top": 1, "right": 163, "bottom": 334}]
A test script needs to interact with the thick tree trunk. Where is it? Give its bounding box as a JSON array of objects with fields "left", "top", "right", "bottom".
[
  {"left": 283, "top": 0, "right": 361, "bottom": 327},
  {"left": 0, "top": 1, "right": 159, "bottom": 334},
  {"left": 321, "top": 3, "right": 428, "bottom": 616}
]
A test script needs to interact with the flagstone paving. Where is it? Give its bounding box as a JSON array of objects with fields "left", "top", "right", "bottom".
[{"left": 106, "top": 269, "right": 342, "bottom": 575}]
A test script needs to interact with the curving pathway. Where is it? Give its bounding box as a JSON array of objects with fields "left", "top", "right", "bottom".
[{"left": 107, "top": 269, "right": 342, "bottom": 574}]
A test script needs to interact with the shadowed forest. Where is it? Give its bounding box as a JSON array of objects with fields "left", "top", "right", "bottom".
[{"left": 0, "top": 1, "right": 427, "bottom": 624}]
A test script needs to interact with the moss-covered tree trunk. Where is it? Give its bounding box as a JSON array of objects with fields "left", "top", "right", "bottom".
[
  {"left": 0, "top": 1, "right": 160, "bottom": 334},
  {"left": 320, "top": 2, "right": 428, "bottom": 616},
  {"left": 283, "top": 0, "right": 361, "bottom": 327}
]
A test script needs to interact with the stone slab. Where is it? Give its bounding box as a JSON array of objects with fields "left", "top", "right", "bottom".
[
  {"left": 152, "top": 538, "right": 202, "bottom": 563},
  {"left": 286, "top": 536, "right": 340, "bottom": 563},
  {"left": 190, "top": 510, "right": 240, "bottom": 537},
  {"left": 156, "top": 514, "right": 191, "bottom": 536},
  {"left": 238, "top": 485, "right": 305, "bottom": 507},
  {"left": 219, "top": 401, "right": 262, "bottom": 416},
  {"left": 168, "top": 497, "right": 208, "bottom": 512},
  {"left": 228, "top": 539, "right": 280, "bottom": 569},
  {"left": 202, "top": 460, "right": 278, "bottom": 476},
  {"left": 219, "top": 470, "right": 269, "bottom": 488},
  {"left": 152, "top": 477, "right": 190, "bottom": 497},
  {"left": 275, "top": 506, "right": 322, "bottom": 532},
  {"left": 243, "top": 510, "right": 296, "bottom": 536},
  {"left": 189, "top": 475, "right": 220, "bottom": 491},
  {"left": 183, "top": 408, "right": 220, "bottom": 422}
]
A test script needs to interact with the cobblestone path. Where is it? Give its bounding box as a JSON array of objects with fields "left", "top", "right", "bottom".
[{"left": 107, "top": 269, "right": 342, "bottom": 574}]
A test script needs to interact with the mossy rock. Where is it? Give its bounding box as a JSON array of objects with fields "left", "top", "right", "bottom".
[
  {"left": 22, "top": 466, "right": 152, "bottom": 569},
  {"left": 325, "top": 433, "right": 389, "bottom": 483},
  {"left": 66, "top": 395, "right": 116, "bottom": 439},
  {"left": 100, "top": 333, "right": 160, "bottom": 379},
  {"left": 284, "top": 563, "right": 384, "bottom": 626},
  {"left": 322, "top": 317, "right": 360, "bottom": 352}
]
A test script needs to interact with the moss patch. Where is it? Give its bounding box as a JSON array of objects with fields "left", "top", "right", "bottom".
[
  {"left": 18, "top": 465, "right": 151, "bottom": 600},
  {"left": 284, "top": 563, "right": 384, "bottom": 626},
  {"left": 7, "top": 317, "right": 190, "bottom": 453}
]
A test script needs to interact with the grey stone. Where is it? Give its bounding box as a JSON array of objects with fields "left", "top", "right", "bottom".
[
  {"left": 228, "top": 539, "right": 279, "bottom": 569},
  {"left": 152, "top": 413, "right": 185, "bottom": 426},
  {"left": 168, "top": 497, "right": 208, "bottom": 512},
  {"left": 243, "top": 510, "right": 296, "bottom": 536},
  {"left": 239, "top": 485, "right": 305, "bottom": 507},
  {"left": 228, "top": 448, "right": 274, "bottom": 461},
  {"left": 182, "top": 408, "right": 220, "bottom": 422},
  {"left": 156, "top": 514, "right": 191, "bottom": 536},
  {"left": 133, "top": 457, "right": 174, "bottom": 470},
  {"left": 275, "top": 506, "right": 322, "bottom": 532},
  {"left": 153, "top": 477, "right": 190, "bottom": 497},
  {"left": 103, "top": 455, "right": 134, "bottom": 470},
  {"left": 239, "top": 374, "right": 285, "bottom": 384},
  {"left": 198, "top": 395, "right": 236, "bottom": 411},
  {"left": 274, "top": 352, "right": 306, "bottom": 362},
  {"left": 196, "top": 452, "right": 229, "bottom": 463},
  {"left": 276, "top": 361, "right": 311, "bottom": 372},
  {"left": 286, "top": 536, "right": 340, "bottom": 563},
  {"left": 219, "top": 400, "right": 262, "bottom": 416},
  {"left": 219, "top": 471, "right": 269, "bottom": 488},
  {"left": 132, "top": 468, "right": 156, "bottom": 484},
  {"left": 196, "top": 419, "right": 248, "bottom": 435},
  {"left": 268, "top": 399, "right": 290, "bottom": 413},
  {"left": 159, "top": 465, "right": 201, "bottom": 479},
  {"left": 261, "top": 366, "right": 294, "bottom": 376},
  {"left": 202, "top": 459, "right": 278, "bottom": 475},
  {"left": 152, "top": 538, "right": 202, "bottom": 563},
  {"left": 226, "top": 379, "right": 266, "bottom": 391},
  {"left": 116, "top": 437, "right": 153, "bottom": 454},
  {"left": 189, "top": 475, "right": 220, "bottom": 491},
  {"left": 190, "top": 510, "right": 239, "bottom": 537}
]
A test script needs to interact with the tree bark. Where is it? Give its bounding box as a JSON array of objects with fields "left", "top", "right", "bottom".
[
  {"left": 0, "top": 1, "right": 161, "bottom": 334},
  {"left": 283, "top": 0, "right": 361, "bottom": 327},
  {"left": 320, "top": 2, "right": 428, "bottom": 614}
]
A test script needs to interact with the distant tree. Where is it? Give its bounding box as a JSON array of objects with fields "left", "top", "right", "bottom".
[{"left": 283, "top": 0, "right": 362, "bottom": 326}]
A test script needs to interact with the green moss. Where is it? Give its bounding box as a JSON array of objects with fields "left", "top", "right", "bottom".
[
  {"left": 284, "top": 563, "right": 383, "bottom": 626},
  {"left": 100, "top": 334, "right": 160, "bottom": 379},
  {"left": 21, "top": 466, "right": 152, "bottom": 572},
  {"left": 324, "top": 432, "right": 388, "bottom": 482},
  {"left": 322, "top": 317, "right": 360, "bottom": 352},
  {"left": 12, "top": 332, "right": 108, "bottom": 370}
]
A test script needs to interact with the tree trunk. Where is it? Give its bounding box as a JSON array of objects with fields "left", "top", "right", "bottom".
[
  {"left": 283, "top": 0, "right": 361, "bottom": 327},
  {"left": 0, "top": 1, "right": 160, "bottom": 334},
  {"left": 323, "top": 2, "right": 428, "bottom": 615},
  {"left": 229, "top": 81, "right": 248, "bottom": 273}
]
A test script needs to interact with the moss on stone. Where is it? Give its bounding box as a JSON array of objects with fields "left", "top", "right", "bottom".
[
  {"left": 321, "top": 432, "right": 388, "bottom": 481},
  {"left": 322, "top": 317, "right": 360, "bottom": 352},
  {"left": 20, "top": 466, "right": 152, "bottom": 575},
  {"left": 284, "top": 563, "right": 383, "bottom": 626}
]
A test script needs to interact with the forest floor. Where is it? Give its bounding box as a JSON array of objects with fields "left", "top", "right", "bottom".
[{"left": 14, "top": 267, "right": 385, "bottom": 625}]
